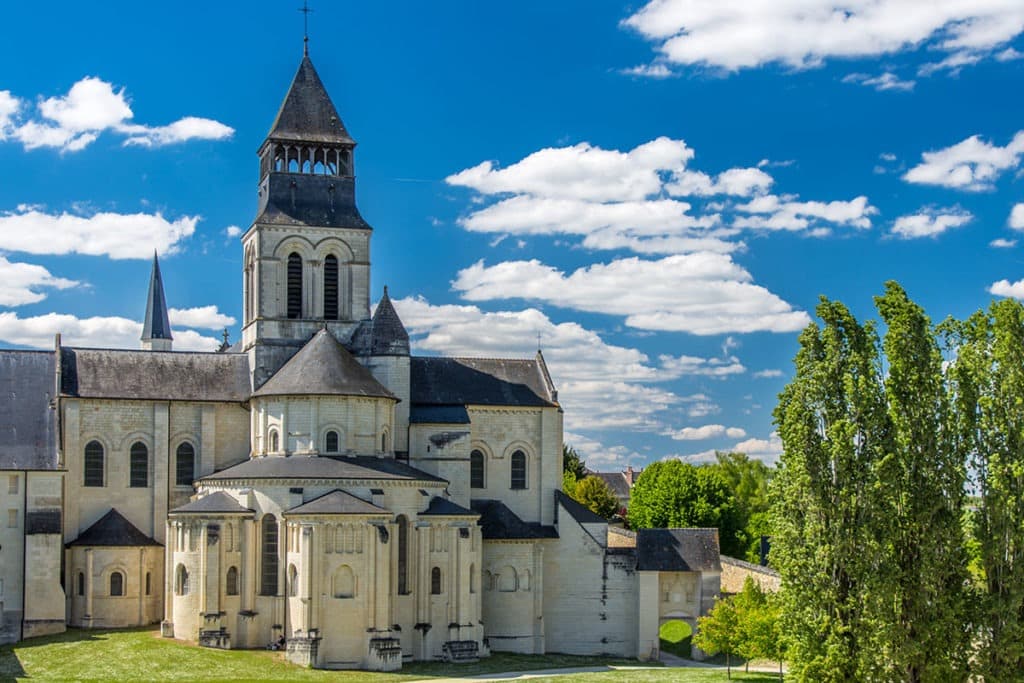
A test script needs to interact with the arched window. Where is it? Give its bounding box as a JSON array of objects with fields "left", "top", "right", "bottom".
[
  {"left": 175, "top": 564, "right": 189, "bottom": 596},
  {"left": 287, "top": 252, "right": 303, "bottom": 319},
  {"left": 498, "top": 566, "right": 518, "bottom": 592},
  {"left": 324, "top": 254, "right": 339, "bottom": 320},
  {"left": 325, "top": 430, "right": 339, "bottom": 453},
  {"left": 84, "top": 440, "right": 104, "bottom": 487},
  {"left": 110, "top": 572, "right": 124, "bottom": 597},
  {"left": 288, "top": 564, "right": 298, "bottom": 597},
  {"left": 510, "top": 450, "right": 527, "bottom": 490},
  {"left": 268, "top": 429, "right": 280, "bottom": 453},
  {"left": 397, "top": 515, "right": 409, "bottom": 595},
  {"left": 333, "top": 565, "right": 355, "bottom": 598},
  {"left": 470, "top": 449, "right": 485, "bottom": 489},
  {"left": 381, "top": 431, "right": 388, "bottom": 453},
  {"left": 226, "top": 566, "right": 239, "bottom": 596},
  {"left": 431, "top": 567, "right": 442, "bottom": 595},
  {"left": 521, "top": 569, "right": 531, "bottom": 591},
  {"left": 77, "top": 571, "right": 85, "bottom": 596},
  {"left": 130, "top": 441, "right": 148, "bottom": 488},
  {"left": 175, "top": 443, "right": 195, "bottom": 487},
  {"left": 260, "top": 515, "right": 279, "bottom": 596},
  {"left": 145, "top": 572, "right": 151, "bottom": 596},
  {"left": 470, "top": 564, "right": 477, "bottom": 594}
]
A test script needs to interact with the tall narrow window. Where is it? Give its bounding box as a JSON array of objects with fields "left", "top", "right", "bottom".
[
  {"left": 288, "top": 564, "right": 299, "bottom": 597},
  {"left": 175, "top": 443, "right": 195, "bottom": 487},
  {"left": 175, "top": 564, "right": 189, "bottom": 596},
  {"left": 268, "top": 429, "right": 280, "bottom": 453},
  {"left": 110, "top": 572, "right": 124, "bottom": 597},
  {"left": 325, "top": 430, "right": 339, "bottom": 453},
  {"left": 397, "top": 515, "right": 409, "bottom": 595},
  {"left": 130, "top": 442, "right": 148, "bottom": 488},
  {"left": 324, "top": 254, "right": 339, "bottom": 320},
  {"left": 470, "top": 450, "right": 485, "bottom": 489},
  {"left": 145, "top": 572, "right": 151, "bottom": 596},
  {"left": 84, "top": 440, "right": 104, "bottom": 487},
  {"left": 510, "top": 450, "right": 527, "bottom": 490},
  {"left": 260, "top": 515, "right": 279, "bottom": 596},
  {"left": 287, "top": 252, "right": 302, "bottom": 319},
  {"left": 226, "top": 566, "right": 239, "bottom": 596},
  {"left": 77, "top": 572, "right": 85, "bottom": 597},
  {"left": 431, "top": 567, "right": 442, "bottom": 595}
]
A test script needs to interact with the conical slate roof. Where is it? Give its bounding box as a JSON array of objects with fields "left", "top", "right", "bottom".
[
  {"left": 141, "top": 253, "right": 172, "bottom": 342},
  {"left": 253, "top": 328, "right": 396, "bottom": 400},
  {"left": 369, "top": 287, "right": 409, "bottom": 356},
  {"left": 267, "top": 55, "right": 354, "bottom": 145}
]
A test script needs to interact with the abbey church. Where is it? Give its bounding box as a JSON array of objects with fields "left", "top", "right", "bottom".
[{"left": 0, "top": 51, "right": 721, "bottom": 670}]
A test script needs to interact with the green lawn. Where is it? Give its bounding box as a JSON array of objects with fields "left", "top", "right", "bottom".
[
  {"left": 0, "top": 627, "right": 777, "bottom": 681},
  {"left": 659, "top": 619, "right": 693, "bottom": 658}
]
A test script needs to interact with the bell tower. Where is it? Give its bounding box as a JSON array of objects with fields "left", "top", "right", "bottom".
[{"left": 241, "top": 52, "right": 373, "bottom": 387}]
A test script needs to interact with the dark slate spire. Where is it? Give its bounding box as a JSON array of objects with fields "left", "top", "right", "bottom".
[
  {"left": 141, "top": 252, "right": 172, "bottom": 350},
  {"left": 369, "top": 286, "right": 410, "bottom": 356},
  {"left": 267, "top": 56, "right": 354, "bottom": 145}
]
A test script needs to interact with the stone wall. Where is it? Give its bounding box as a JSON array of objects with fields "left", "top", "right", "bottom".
[{"left": 719, "top": 555, "right": 780, "bottom": 594}]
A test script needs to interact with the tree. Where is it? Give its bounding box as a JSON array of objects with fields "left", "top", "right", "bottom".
[
  {"left": 571, "top": 475, "right": 619, "bottom": 519},
  {"left": 627, "top": 460, "right": 743, "bottom": 556},
  {"left": 562, "top": 443, "right": 586, "bottom": 480},
  {"left": 714, "top": 451, "right": 774, "bottom": 563},
  {"left": 694, "top": 593, "right": 741, "bottom": 679},
  {"left": 732, "top": 578, "right": 785, "bottom": 679}
]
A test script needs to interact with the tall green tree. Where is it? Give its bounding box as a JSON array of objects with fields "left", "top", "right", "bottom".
[
  {"left": 571, "top": 475, "right": 620, "bottom": 519},
  {"left": 694, "top": 594, "right": 741, "bottom": 679},
  {"left": 771, "top": 297, "right": 890, "bottom": 682},
  {"left": 946, "top": 298, "right": 1024, "bottom": 679},
  {"left": 562, "top": 443, "right": 586, "bottom": 480},
  {"left": 715, "top": 451, "right": 773, "bottom": 563},
  {"left": 874, "top": 281, "right": 970, "bottom": 681},
  {"left": 627, "top": 460, "right": 743, "bottom": 556}
]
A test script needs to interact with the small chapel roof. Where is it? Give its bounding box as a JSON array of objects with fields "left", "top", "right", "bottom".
[
  {"left": 169, "top": 491, "right": 253, "bottom": 516},
  {"left": 422, "top": 497, "right": 477, "bottom": 517},
  {"left": 202, "top": 454, "right": 445, "bottom": 483},
  {"left": 286, "top": 489, "right": 390, "bottom": 516},
  {"left": 69, "top": 509, "right": 161, "bottom": 547},
  {"left": 635, "top": 528, "right": 722, "bottom": 573},
  {"left": 470, "top": 499, "right": 558, "bottom": 540},
  {"left": 266, "top": 55, "right": 355, "bottom": 145},
  {"left": 253, "top": 329, "right": 396, "bottom": 400},
  {"left": 411, "top": 355, "right": 558, "bottom": 408},
  {"left": 0, "top": 350, "right": 58, "bottom": 471}
]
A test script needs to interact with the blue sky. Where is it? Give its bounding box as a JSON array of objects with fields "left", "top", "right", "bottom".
[{"left": 1, "top": 2, "right": 1023, "bottom": 469}]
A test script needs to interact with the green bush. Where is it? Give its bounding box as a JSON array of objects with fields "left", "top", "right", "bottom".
[{"left": 659, "top": 619, "right": 693, "bottom": 658}]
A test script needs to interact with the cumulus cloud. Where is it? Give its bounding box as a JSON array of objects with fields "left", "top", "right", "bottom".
[
  {"left": 224, "top": 225, "right": 243, "bottom": 238},
  {"left": 168, "top": 306, "right": 236, "bottom": 330},
  {"left": 989, "top": 279, "right": 1024, "bottom": 299},
  {"left": 1010, "top": 204, "right": 1024, "bottom": 230},
  {"left": 0, "top": 256, "right": 78, "bottom": 306},
  {"left": 0, "top": 207, "right": 197, "bottom": 259},
  {"left": 842, "top": 72, "right": 915, "bottom": 91},
  {"left": 620, "top": 63, "right": 675, "bottom": 78},
  {"left": 990, "top": 238, "right": 1017, "bottom": 249},
  {"left": 451, "top": 255, "right": 811, "bottom": 335},
  {"left": 622, "top": 1, "right": 1024, "bottom": 74},
  {"left": 664, "top": 424, "right": 747, "bottom": 441},
  {"left": 891, "top": 208, "right": 973, "bottom": 239},
  {"left": 732, "top": 432, "right": 784, "bottom": 464},
  {"left": 564, "top": 431, "right": 645, "bottom": 470},
  {"left": 733, "top": 194, "right": 876, "bottom": 232},
  {"left": 3, "top": 77, "right": 233, "bottom": 152},
  {"left": 0, "top": 311, "right": 220, "bottom": 351},
  {"left": 903, "top": 132, "right": 1024, "bottom": 191},
  {"left": 753, "top": 369, "right": 783, "bottom": 378}
]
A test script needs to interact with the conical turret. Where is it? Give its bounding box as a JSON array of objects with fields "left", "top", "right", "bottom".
[{"left": 141, "top": 252, "right": 173, "bottom": 351}]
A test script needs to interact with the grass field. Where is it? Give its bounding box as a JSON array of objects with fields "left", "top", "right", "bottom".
[
  {"left": 659, "top": 619, "right": 693, "bottom": 658},
  {"left": 0, "top": 627, "right": 780, "bottom": 681}
]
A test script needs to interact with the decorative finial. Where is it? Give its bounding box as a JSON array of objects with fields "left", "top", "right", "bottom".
[
  {"left": 218, "top": 328, "right": 230, "bottom": 353},
  {"left": 537, "top": 332, "right": 542, "bottom": 353},
  {"left": 299, "top": 1, "right": 313, "bottom": 56},
  {"left": 383, "top": 285, "right": 389, "bottom": 297}
]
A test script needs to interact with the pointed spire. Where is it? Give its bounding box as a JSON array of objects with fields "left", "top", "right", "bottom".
[
  {"left": 369, "top": 286, "right": 409, "bottom": 356},
  {"left": 141, "top": 251, "right": 173, "bottom": 351},
  {"left": 266, "top": 55, "right": 354, "bottom": 145}
]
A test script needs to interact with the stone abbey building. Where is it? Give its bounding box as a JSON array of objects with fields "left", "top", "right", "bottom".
[{"left": 0, "top": 51, "right": 721, "bottom": 670}]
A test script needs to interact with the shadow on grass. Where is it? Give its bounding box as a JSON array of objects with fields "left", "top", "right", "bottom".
[{"left": 402, "top": 651, "right": 660, "bottom": 678}]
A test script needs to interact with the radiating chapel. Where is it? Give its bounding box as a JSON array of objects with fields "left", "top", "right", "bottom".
[{"left": 0, "top": 49, "right": 722, "bottom": 670}]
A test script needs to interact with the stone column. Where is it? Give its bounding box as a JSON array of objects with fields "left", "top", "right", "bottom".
[
  {"left": 153, "top": 403, "right": 169, "bottom": 544},
  {"left": 161, "top": 520, "right": 174, "bottom": 636},
  {"left": 200, "top": 406, "right": 216, "bottom": 477},
  {"left": 84, "top": 549, "right": 94, "bottom": 625}
]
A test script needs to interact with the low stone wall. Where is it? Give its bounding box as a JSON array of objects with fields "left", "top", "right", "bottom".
[{"left": 719, "top": 555, "right": 780, "bottom": 594}]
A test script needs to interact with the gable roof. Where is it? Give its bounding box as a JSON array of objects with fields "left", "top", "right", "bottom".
[
  {"left": 636, "top": 528, "right": 721, "bottom": 572},
  {"left": 69, "top": 509, "right": 161, "bottom": 547},
  {"left": 555, "top": 490, "right": 607, "bottom": 524},
  {"left": 169, "top": 491, "right": 253, "bottom": 516},
  {"left": 60, "top": 347, "right": 250, "bottom": 402},
  {"left": 141, "top": 253, "right": 172, "bottom": 342},
  {"left": 411, "top": 355, "right": 557, "bottom": 408},
  {"left": 202, "top": 455, "right": 445, "bottom": 483},
  {"left": 470, "top": 499, "right": 558, "bottom": 540},
  {"left": 253, "top": 329, "right": 395, "bottom": 400},
  {"left": 267, "top": 55, "right": 354, "bottom": 145},
  {"left": 590, "top": 472, "right": 631, "bottom": 499},
  {"left": 286, "top": 489, "right": 389, "bottom": 516},
  {"left": 422, "top": 497, "right": 477, "bottom": 517},
  {"left": 0, "top": 350, "right": 58, "bottom": 470}
]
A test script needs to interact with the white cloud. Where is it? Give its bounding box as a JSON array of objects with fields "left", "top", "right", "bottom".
[
  {"left": 0, "top": 207, "right": 197, "bottom": 259},
  {"left": 842, "top": 71, "right": 915, "bottom": 91},
  {"left": 733, "top": 194, "right": 876, "bottom": 231},
  {"left": 564, "top": 431, "right": 646, "bottom": 470},
  {"left": 4, "top": 77, "right": 233, "bottom": 152},
  {"left": 452, "top": 255, "right": 811, "bottom": 336},
  {"left": 620, "top": 63, "right": 675, "bottom": 78},
  {"left": 622, "top": 1, "right": 1024, "bottom": 74},
  {"left": 657, "top": 354, "right": 745, "bottom": 377},
  {"left": 0, "top": 311, "right": 219, "bottom": 351},
  {"left": 0, "top": 256, "right": 78, "bottom": 306},
  {"left": 753, "top": 369, "right": 783, "bottom": 378},
  {"left": 224, "top": 225, "right": 243, "bottom": 238},
  {"left": 903, "top": 132, "right": 1024, "bottom": 191},
  {"left": 1010, "top": 203, "right": 1024, "bottom": 230},
  {"left": 732, "top": 431, "right": 784, "bottom": 464},
  {"left": 990, "top": 238, "right": 1017, "bottom": 249},
  {"left": 989, "top": 279, "right": 1024, "bottom": 300},
  {"left": 997, "top": 47, "right": 1024, "bottom": 61},
  {"left": 168, "top": 306, "right": 236, "bottom": 330},
  {"left": 664, "top": 424, "right": 747, "bottom": 441},
  {"left": 891, "top": 208, "right": 973, "bottom": 239}
]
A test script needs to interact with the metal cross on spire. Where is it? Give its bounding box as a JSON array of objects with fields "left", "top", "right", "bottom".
[{"left": 299, "top": 0, "right": 313, "bottom": 55}]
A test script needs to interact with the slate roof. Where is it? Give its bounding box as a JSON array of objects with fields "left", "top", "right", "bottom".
[
  {"left": 635, "top": 528, "right": 722, "bottom": 572},
  {"left": 470, "top": 499, "right": 558, "bottom": 540},
  {"left": 60, "top": 347, "right": 250, "bottom": 402},
  {"left": 0, "top": 351, "right": 58, "bottom": 470},
  {"left": 253, "top": 329, "right": 395, "bottom": 400},
  {"left": 267, "top": 55, "right": 354, "bottom": 145},
  {"left": 169, "top": 491, "right": 253, "bottom": 515},
  {"left": 141, "top": 253, "right": 172, "bottom": 342},
  {"left": 368, "top": 287, "right": 409, "bottom": 356},
  {"left": 422, "top": 497, "right": 477, "bottom": 517},
  {"left": 408, "top": 405, "right": 471, "bottom": 424},
  {"left": 69, "top": 509, "right": 161, "bottom": 547},
  {"left": 555, "top": 490, "right": 606, "bottom": 524},
  {"left": 202, "top": 455, "right": 445, "bottom": 483},
  {"left": 411, "top": 355, "right": 558, "bottom": 408},
  {"left": 591, "top": 472, "right": 631, "bottom": 500},
  {"left": 286, "top": 489, "right": 389, "bottom": 515}
]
